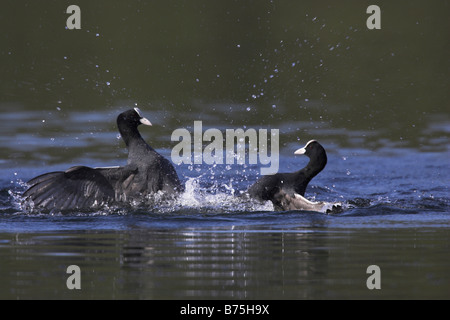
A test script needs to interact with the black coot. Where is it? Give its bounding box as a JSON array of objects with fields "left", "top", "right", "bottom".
[
  {"left": 23, "top": 108, "right": 183, "bottom": 210},
  {"left": 248, "top": 140, "right": 327, "bottom": 211}
]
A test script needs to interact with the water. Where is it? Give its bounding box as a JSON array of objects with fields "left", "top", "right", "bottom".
[
  {"left": 1, "top": 109, "right": 449, "bottom": 300},
  {"left": 0, "top": 0, "right": 449, "bottom": 300}
]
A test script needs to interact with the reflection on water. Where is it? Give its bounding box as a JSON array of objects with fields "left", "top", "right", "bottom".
[{"left": 1, "top": 228, "right": 449, "bottom": 299}]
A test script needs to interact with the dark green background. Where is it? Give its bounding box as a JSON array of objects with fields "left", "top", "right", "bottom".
[{"left": 1, "top": 1, "right": 449, "bottom": 148}]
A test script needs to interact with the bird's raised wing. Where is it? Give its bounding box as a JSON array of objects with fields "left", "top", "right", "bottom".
[{"left": 23, "top": 166, "right": 116, "bottom": 210}]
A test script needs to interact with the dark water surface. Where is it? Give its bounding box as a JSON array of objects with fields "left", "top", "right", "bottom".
[
  {"left": 1, "top": 1, "right": 449, "bottom": 300},
  {"left": 1, "top": 111, "right": 448, "bottom": 300}
]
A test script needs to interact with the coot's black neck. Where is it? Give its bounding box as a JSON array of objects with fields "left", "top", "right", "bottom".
[
  {"left": 118, "top": 122, "right": 144, "bottom": 148},
  {"left": 298, "top": 152, "right": 327, "bottom": 182}
]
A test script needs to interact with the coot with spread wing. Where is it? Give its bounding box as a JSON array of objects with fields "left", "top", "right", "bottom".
[{"left": 23, "top": 108, "right": 183, "bottom": 210}]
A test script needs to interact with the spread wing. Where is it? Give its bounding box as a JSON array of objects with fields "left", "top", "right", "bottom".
[{"left": 23, "top": 166, "right": 117, "bottom": 210}]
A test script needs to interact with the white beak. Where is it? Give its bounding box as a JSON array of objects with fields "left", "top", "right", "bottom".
[
  {"left": 140, "top": 117, "right": 152, "bottom": 126},
  {"left": 294, "top": 140, "right": 316, "bottom": 155},
  {"left": 134, "top": 108, "right": 152, "bottom": 126}
]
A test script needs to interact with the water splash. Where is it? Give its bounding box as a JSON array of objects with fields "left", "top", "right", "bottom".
[
  {"left": 9, "top": 176, "right": 274, "bottom": 216},
  {"left": 146, "top": 177, "right": 274, "bottom": 214},
  {"left": 7, "top": 173, "right": 446, "bottom": 217}
]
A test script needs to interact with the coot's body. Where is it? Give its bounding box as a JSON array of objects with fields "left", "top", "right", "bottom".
[
  {"left": 23, "top": 108, "right": 182, "bottom": 210},
  {"left": 249, "top": 140, "right": 327, "bottom": 211}
]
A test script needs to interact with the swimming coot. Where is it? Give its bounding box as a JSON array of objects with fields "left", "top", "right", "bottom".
[
  {"left": 248, "top": 140, "right": 328, "bottom": 211},
  {"left": 22, "top": 108, "right": 183, "bottom": 210}
]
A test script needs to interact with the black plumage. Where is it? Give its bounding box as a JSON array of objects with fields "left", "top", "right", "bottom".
[
  {"left": 248, "top": 140, "right": 327, "bottom": 210},
  {"left": 23, "top": 108, "right": 182, "bottom": 210}
]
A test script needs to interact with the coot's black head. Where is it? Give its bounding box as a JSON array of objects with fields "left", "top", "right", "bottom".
[
  {"left": 117, "top": 108, "right": 152, "bottom": 129},
  {"left": 294, "top": 140, "right": 327, "bottom": 168},
  {"left": 117, "top": 108, "right": 152, "bottom": 146}
]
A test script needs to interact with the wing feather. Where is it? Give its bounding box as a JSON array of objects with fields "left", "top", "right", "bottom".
[{"left": 23, "top": 166, "right": 116, "bottom": 210}]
